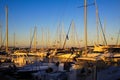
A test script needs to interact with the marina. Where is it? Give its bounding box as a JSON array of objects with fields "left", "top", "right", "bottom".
[
  {"left": 0, "top": 45, "right": 120, "bottom": 80},
  {"left": 0, "top": 0, "right": 120, "bottom": 80}
]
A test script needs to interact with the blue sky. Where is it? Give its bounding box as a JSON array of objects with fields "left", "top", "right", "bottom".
[{"left": 0, "top": 0, "right": 120, "bottom": 47}]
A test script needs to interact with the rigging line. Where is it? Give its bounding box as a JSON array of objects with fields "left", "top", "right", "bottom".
[
  {"left": 62, "top": 20, "right": 73, "bottom": 49},
  {"left": 77, "top": 3, "right": 95, "bottom": 8},
  {"left": 94, "top": 0, "right": 99, "bottom": 44},
  {"left": 94, "top": 1, "right": 107, "bottom": 45},
  {"left": 29, "top": 27, "right": 36, "bottom": 51},
  {"left": 98, "top": 14, "right": 107, "bottom": 45}
]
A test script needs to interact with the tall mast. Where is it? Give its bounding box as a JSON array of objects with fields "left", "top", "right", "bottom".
[
  {"left": 95, "top": 0, "right": 99, "bottom": 44},
  {"left": 5, "top": 6, "right": 8, "bottom": 53},
  {"left": 84, "top": 0, "right": 87, "bottom": 54}
]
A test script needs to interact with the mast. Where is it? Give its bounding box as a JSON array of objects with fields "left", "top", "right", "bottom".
[
  {"left": 41, "top": 27, "right": 44, "bottom": 48},
  {"left": 61, "top": 22, "right": 65, "bottom": 48},
  {"left": 84, "top": 0, "right": 87, "bottom": 54},
  {"left": 0, "top": 23, "right": 2, "bottom": 47},
  {"left": 34, "top": 26, "right": 37, "bottom": 51},
  {"left": 116, "top": 29, "right": 120, "bottom": 45},
  {"left": 55, "top": 23, "right": 59, "bottom": 48},
  {"left": 56, "top": 23, "right": 61, "bottom": 48},
  {"left": 46, "top": 27, "right": 47, "bottom": 49},
  {"left": 95, "top": 0, "right": 99, "bottom": 44},
  {"left": 94, "top": 1, "right": 107, "bottom": 45},
  {"left": 48, "top": 27, "right": 50, "bottom": 48},
  {"left": 46, "top": 27, "right": 49, "bottom": 48},
  {"left": 5, "top": 6, "right": 8, "bottom": 53},
  {"left": 71, "top": 20, "right": 75, "bottom": 47},
  {"left": 104, "top": 19, "right": 106, "bottom": 38},
  {"left": 59, "top": 23, "right": 62, "bottom": 48},
  {"left": 14, "top": 32, "right": 15, "bottom": 48},
  {"left": 30, "top": 28, "right": 32, "bottom": 51}
]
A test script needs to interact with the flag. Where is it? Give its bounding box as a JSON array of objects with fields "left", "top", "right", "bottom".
[{"left": 66, "top": 35, "right": 69, "bottom": 40}]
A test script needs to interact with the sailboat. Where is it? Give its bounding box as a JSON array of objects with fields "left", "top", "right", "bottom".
[
  {"left": 75, "top": 0, "right": 120, "bottom": 67},
  {"left": 27, "top": 26, "right": 47, "bottom": 59},
  {"left": 76, "top": 0, "right": 107, "bottom": 62}
]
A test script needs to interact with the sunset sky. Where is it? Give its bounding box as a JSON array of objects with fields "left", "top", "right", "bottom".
[{"left": 0, "top": 0, "right": 120, "bottom": 48}]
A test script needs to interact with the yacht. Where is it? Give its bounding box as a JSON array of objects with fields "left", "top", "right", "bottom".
[{"left": 10, "top": 50, "right": 30, "bottom": 67}]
